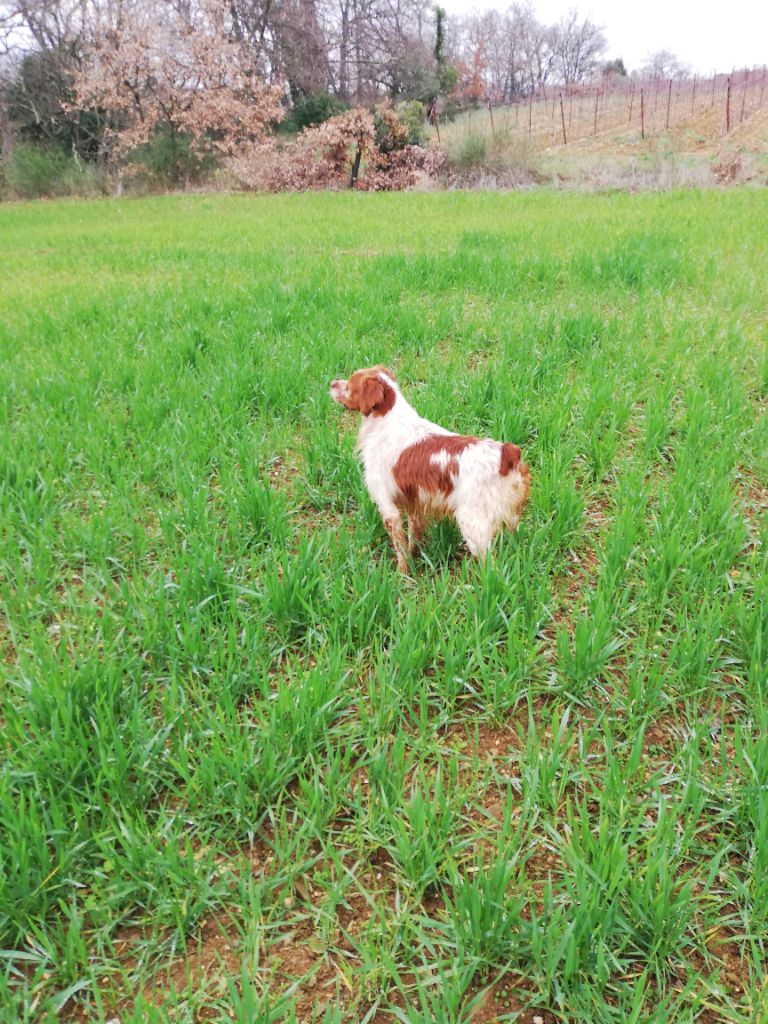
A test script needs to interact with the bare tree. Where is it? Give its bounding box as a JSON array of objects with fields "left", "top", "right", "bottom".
[
  {"left": 551, "top": 8, "right": 606, "bottom": 86},
  {"left": 640, "top": 49, "right": 690, "bottom": 80},
  {"left": 517, "top": 6, "right": 555, "bottom": 93},
  {"left": 449, "top": 4, "right": 555, "bottom": 102}
]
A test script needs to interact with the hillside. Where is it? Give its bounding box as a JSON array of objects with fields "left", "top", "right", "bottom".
[{"left": 436, "top": 70, "right": 768, "bottom": 188}]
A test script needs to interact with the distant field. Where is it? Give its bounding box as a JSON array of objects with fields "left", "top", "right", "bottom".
[{"left": 1, "top": 191, "right": 767, "bottom": 1023}]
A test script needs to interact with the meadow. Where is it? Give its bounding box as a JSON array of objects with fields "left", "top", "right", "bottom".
[{"left": 1, "top": 190, "right": 767, "bottom": 1023}]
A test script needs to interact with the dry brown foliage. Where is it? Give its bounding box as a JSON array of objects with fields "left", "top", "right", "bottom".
[
  {"left": 357, "top": 144, "right": 445, "bottom": 191},
  {"left": 231, "top": 103, "right": 443, "bottom": 192},
  {"left": 712, "top": 156, "right": 742, "bottom": 184},
  {"left": 72, "top": 0, "right": 283, "bottom": 160}
]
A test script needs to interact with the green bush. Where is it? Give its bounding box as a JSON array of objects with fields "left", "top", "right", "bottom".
[
  {"left": 281, "top": 93, "right": 350, "bottom": 134},
  {"left": 453, "top": 132, "right": 488, "bottom": 169},
  {"left": 127, "top": 128, "right": 214, "bottom": 189},
  {"left": 3, "top": 144, "right": 110, "bottom": 200},
  {"left": 396, "top": 101, "right": 428, "bottom": 146},
  {"left": 4, "top": 144, "right": 70, "bottom": 199},
  {"left": 444, "top": 127, "right": 543, "bottom": 186}
]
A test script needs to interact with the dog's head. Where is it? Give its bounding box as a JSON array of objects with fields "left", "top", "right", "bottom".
[{"left": 330, "top": 366, "right": 397, "bottom": 417}]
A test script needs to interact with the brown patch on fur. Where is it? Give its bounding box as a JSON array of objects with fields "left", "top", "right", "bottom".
[
  {"left": 393, "top": 434, "right": 478, "bottom": 509},
  {"left": 345, "top": 367, "right": 396, "bottom": 417},
  {"left": 499, "top": 442, "right": 522, "bottom": 475}
]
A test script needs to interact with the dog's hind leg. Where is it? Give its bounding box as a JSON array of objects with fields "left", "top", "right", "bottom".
[
  {"left": 383, "top": 512, "right": 409, "bottom": 572},
  {"left": 407, "top": 512, "right": 426, "bottom": 556}
]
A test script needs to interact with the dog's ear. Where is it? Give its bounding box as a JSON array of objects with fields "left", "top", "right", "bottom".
[
  {"left": 358, "top": 373, "right": 396, "bottom": 416},
  {"left": 358, "top": 376, "right": 387, "bottom": 416}
]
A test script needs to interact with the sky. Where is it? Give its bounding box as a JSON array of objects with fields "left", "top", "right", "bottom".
[{"left": 441, "top": 0, "right": 768, "bottom": 75}]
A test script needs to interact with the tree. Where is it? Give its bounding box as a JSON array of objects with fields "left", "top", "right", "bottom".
[
  {"left": 5, "top": 45, "right": 102, "bottom": 157},
  {"left": 0, "top": 0, "right": 94, "bottom": 156},
  {"left": 551, "top": 9, "right": 606, "bottom": 85},
  {"left": 72, "top": 0, "right": 283, "bottom": 161},
  {"left": 640, "top": 49, "right": 690, "bottom": 80},
  {"left": 517, "top": 7, "right": 556, "bottom": 94},
  {"left": 271, "top": 0, "right": 331, "bottom": 102},
  {"left": 433, "top": 5, "right": 456, "bottom": 96},
  {"left": 453, "top": 37, "right": 486, "bottom": 110},
  {"left": 602, "top": 57, "right": 627, "bottom": 79}
]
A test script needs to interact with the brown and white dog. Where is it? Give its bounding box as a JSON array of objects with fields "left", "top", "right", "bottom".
[{"left": 330, "top": 366, "right": 530, "bottom": 571}]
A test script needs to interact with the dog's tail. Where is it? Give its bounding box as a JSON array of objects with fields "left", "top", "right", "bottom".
[{"left": 499, "top": 442, "right": 522, "bottom": 476}]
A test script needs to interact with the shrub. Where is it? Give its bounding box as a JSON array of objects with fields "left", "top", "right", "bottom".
[
  {"left": 231, "top": 104, "right": 443, "bottom": 193},
  {"left": 443, "top": 127, "right": 543, "bottom": 187},
  {"left": 453, "top": 132, "right": 488, "bottom": 169},
  {"left": 4, "top": 144, "right": 70, "bottom": 199},
  {"left": 394, "top": 101, "right": 428, "bottom": 146},
  {"left": 126, "top": 127, "right": 215, "bottom": 189},
  {"left": 3, "top": 143, "right": 110, "bottom": 199},
  {"left": 281, "top": 93, "right": 350, "bottom": 133}
]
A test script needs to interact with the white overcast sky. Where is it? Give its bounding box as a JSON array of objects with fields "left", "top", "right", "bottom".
[{"left": 441, "top": 0, "right": 768, "bottom": 74}]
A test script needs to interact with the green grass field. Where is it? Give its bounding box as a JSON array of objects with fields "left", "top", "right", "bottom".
[{"left": 1, "top": 190, "right": 767, "bottom": 1024}]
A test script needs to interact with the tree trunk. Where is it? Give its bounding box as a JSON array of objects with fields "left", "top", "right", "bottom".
[
  {"left": 339, "top": 2, "right": 350, "bottom": 100},
  {"left": 350, "top": 142, "right": 362, "bottom": 187}
]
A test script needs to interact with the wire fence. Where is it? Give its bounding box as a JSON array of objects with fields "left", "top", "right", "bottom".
[{"left": 485, "top": 67, "right": 768, "bottom": 148}]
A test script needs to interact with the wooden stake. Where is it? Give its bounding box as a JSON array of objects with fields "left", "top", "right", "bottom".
[
  {"left": 559, "top": 92, "right": 567, "bottom": 144},
  {"left": 725, "top": 76, "right": 731, "bottom": 133},
  {"left": 487, "top": 96, "right": 496, "bottom": 139},
  {"left": 691, "top": 75, "right": 696, "bottom": 116},
  {"left": 628, "top": 80, "right": 635, "bottom": 122},
  {"left": 640, "top": 87, "right": 645, "bottom": 139},
  {"left": 666, "top": 79, "right": 672, "bottom": 129},
  {"left": 740, "top": 71, "right": 748, "bottom": 123},
  {"left": 528, "top": 92, "right": 533, "bottom": 136}
]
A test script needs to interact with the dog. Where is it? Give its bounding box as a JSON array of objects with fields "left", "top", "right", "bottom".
[{"left": 330, "top": 366, "right": 530, "bottom": 570}]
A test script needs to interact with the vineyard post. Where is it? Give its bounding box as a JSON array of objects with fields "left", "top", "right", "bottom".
[
  {"left": 710, "top": 72, "right": 716, "bottom": 106},
  {"left": 640, "top": 87, "right": 645, "bottom": 139},
  {"left": 559, "top": 92, "right": 567, "bottom": 144},
  {"left": 666, "top": 79, "right": 672, "bottom": 129},
  {"left": 528, "top": 92, "right": 533, "bottom": 136},
  {"left": 740, "top": 70, "right": 748, "bottom": 123},
  {"left": 760, "top": 66, "right": 766, "bottom": 108},
  {"left": 487, "top": 96, "right": 496, "bottom": 139},
  {"left": 691, "top": 74, "right": 696, "bottom": 115},
  {"left": 725, "top": 76, "right": 731, "bottom": 132},
  {"left": 593, "top": 89, "right": 599, "bottom": 134},
  {"left": 628, "top": 80, "right": 635, "bottom": 121}
]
